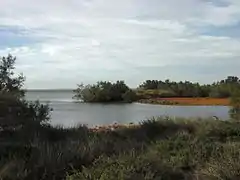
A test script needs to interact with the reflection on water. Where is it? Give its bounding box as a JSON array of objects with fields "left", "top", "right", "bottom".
[{"left": 26, "top": 91, "right": 230, "bottom": 127}]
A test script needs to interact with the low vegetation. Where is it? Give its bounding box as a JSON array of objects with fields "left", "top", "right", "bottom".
[
  {"left": 73, "top": 76, "right": 240, "bottom": 105},
  {"left": 3, "top": 117, "right": 240, "bottom": 180}
]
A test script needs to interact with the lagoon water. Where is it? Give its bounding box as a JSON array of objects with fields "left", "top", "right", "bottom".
[{"left": 26, "top": 90, "right": 230, "bottom": 127}]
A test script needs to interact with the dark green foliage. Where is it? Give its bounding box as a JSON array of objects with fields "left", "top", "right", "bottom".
[
  {"left": 139, "top": 80, "right": 205, "bottom": 97},
  {"left": 67, "top": 119, "right": 240, "bottom": 180},
  {"left": 0, "top": 54, "right": 25, "bottom": 99},
  {"left": 0, "top": 96, "right": 50, "bottom": 139},
  {"left": 0, "top": 55, "right": 50, "bottom": 132},
  {"left": 0, "top": 54, "right": 52, "bottom": 178},
  {"left": 73, "top": 81, "right": 137, "bottom": 103},
  {"left": 70, "top": 152, "right": 186, "bottom": 180},
  {"left": 122, "top": 89, "right": 138, "bottom": 103},
  {"left": 73, "top": 76, "right": 240, "bottom": 102},
  {"left": 3, "top": 117, "right": 240, "bottom": 180},
  {"left": 138, "top": 76, "right": 240, "bottom": 98}
]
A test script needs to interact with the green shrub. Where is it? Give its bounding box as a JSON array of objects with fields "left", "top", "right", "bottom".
[
  {"left": 73, "top": 81, "right": 137, "bottom": 103},
  {"left": 68, "top": 152, "right": 186, "bottom": 180},
  {"left": 3, "top": 115, "right": 240, "bottom": 179},
  {"left": 198, "top": 142, "right": 240, "bottom": 180}
]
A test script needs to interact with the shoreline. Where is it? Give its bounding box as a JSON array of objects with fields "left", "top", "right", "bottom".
[
  {"left": 74, "top": 97, "right": 230, "bottom": 106},
  {"left": 88, "top": 116, "right": 223, "bottom": 132},
  {"left": 138, "top": 97, "right": 230, "bottom": 106},
  {"left": 89, "top": 122, "right": 138, "bottom": 132}
]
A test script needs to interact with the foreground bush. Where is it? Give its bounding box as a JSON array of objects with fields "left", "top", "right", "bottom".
[
  {"left": 2, "top": 117, "right": 240, "bottom": 180},
  {"left": 0, "top": 55, "right": 51, "bottom": 132},
  {"left": 68, "top": 119, "right": 240, "bottom": 180},
  {"left": 0, "top": 54, "right": 52, "bottom": 179}
]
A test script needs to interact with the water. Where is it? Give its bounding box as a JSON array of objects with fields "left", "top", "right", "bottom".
[{"left": 26, "top": 91, "right": 230, "bottom": 127}]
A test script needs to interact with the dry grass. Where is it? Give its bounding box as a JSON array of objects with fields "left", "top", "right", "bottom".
[{"left": 157, "top": 97, "right": 230, "bottom": 106}]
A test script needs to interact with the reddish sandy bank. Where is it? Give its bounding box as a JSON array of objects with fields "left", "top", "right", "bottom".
[{"left": 157, "top": 97, "right": 230, "bottom": 106}]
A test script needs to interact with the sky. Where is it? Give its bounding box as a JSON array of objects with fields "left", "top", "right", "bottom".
[{"left": 0, "top": 0, "right": 240, "bottom": 89}]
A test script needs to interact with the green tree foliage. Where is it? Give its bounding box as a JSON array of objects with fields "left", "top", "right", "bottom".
[
  {"left": 122, "top": 89, "right": 138, "bottom": 103},
  {"left": 139, "top": 80, "right": 208, "bottom": 97},
  {"left": 0, "top": 54, "right": 25, "bottom": 98},
  {"left": 0, "top": 54, "right": 50, "bottom": 131},
  {"left": 139, "top": 76, "right": 240, "bottom": 98},
  {"left": 0, "top": 55, "right": 51, "bottom": 179},
  {"left": 73, "top": 81, "right": 137, "bottom": 103}
]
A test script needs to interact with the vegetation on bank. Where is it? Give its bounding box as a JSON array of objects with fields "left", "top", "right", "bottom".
[
  {"left": 73, "top": 81, "right": 137, "bottom": 103},
  {"left": 1, "top": 54, "right": 240, "bottom": 179},
  {"left": 139, "top": 77, "right": 240, "bottom": 98},
  {"left": 73, "top": 77, "right": 240, "bottom": 105}
]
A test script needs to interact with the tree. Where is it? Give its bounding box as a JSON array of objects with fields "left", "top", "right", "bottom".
[
  {"left": 122, "top": 90, "right": 138, "bottom": 103},
  {"left": 0, "top": 55, "right": 50, "bottom": 131},
  {"left": 138, "top": 77, "right": 240, "bottom": 98},
  {"left": 0, "top": 54, "right": 25, "bottom": 98},
  {"left": 73, "top": 81, "right": 137, "bottom": 103},
  {"left": 225, "top": 76, "right": 239, "bottom": 84}
]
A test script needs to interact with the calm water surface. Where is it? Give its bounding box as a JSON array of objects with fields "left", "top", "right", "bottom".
[{"left": 26, "top": 91, "right": 230, "bottom": 127}]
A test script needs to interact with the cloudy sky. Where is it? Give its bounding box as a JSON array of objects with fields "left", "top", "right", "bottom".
[{"left": 0, "top": 0, "right": 240, "bottom": 89}]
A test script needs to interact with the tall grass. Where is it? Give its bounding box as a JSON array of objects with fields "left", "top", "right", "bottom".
[{"left": 1, "top": 117, "right": 240, "bottom": 180}]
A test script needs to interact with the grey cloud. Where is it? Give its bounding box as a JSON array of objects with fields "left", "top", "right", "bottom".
[{"left": 0, "top": 0, "right": 240, "bottom": 88}]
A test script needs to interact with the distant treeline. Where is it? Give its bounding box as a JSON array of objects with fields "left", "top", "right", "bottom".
[
  {"left": 74, "top": 76, "right": 240, "bottom": 103},
  {"left": 139, "top": 76, "right": 240, "bottom": 98}
]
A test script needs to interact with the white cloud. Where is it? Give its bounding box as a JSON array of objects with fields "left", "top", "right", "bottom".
[
  {"left": 91, "top": 39, "right": 101, "bottom": 47},
  {"left": 194, "top": 1, "right": 240, "bottom": 26},
  {"left": 0, "top": 0, "right": 240, "bottom": 88}
]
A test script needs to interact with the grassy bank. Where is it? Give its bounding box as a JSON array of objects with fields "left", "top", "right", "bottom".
[
  {"left": 1, "top": 117, "right": 240, "bottom": 179},
  {"left": 138, "top": 97, "right": 230, "bottom": 106}
]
